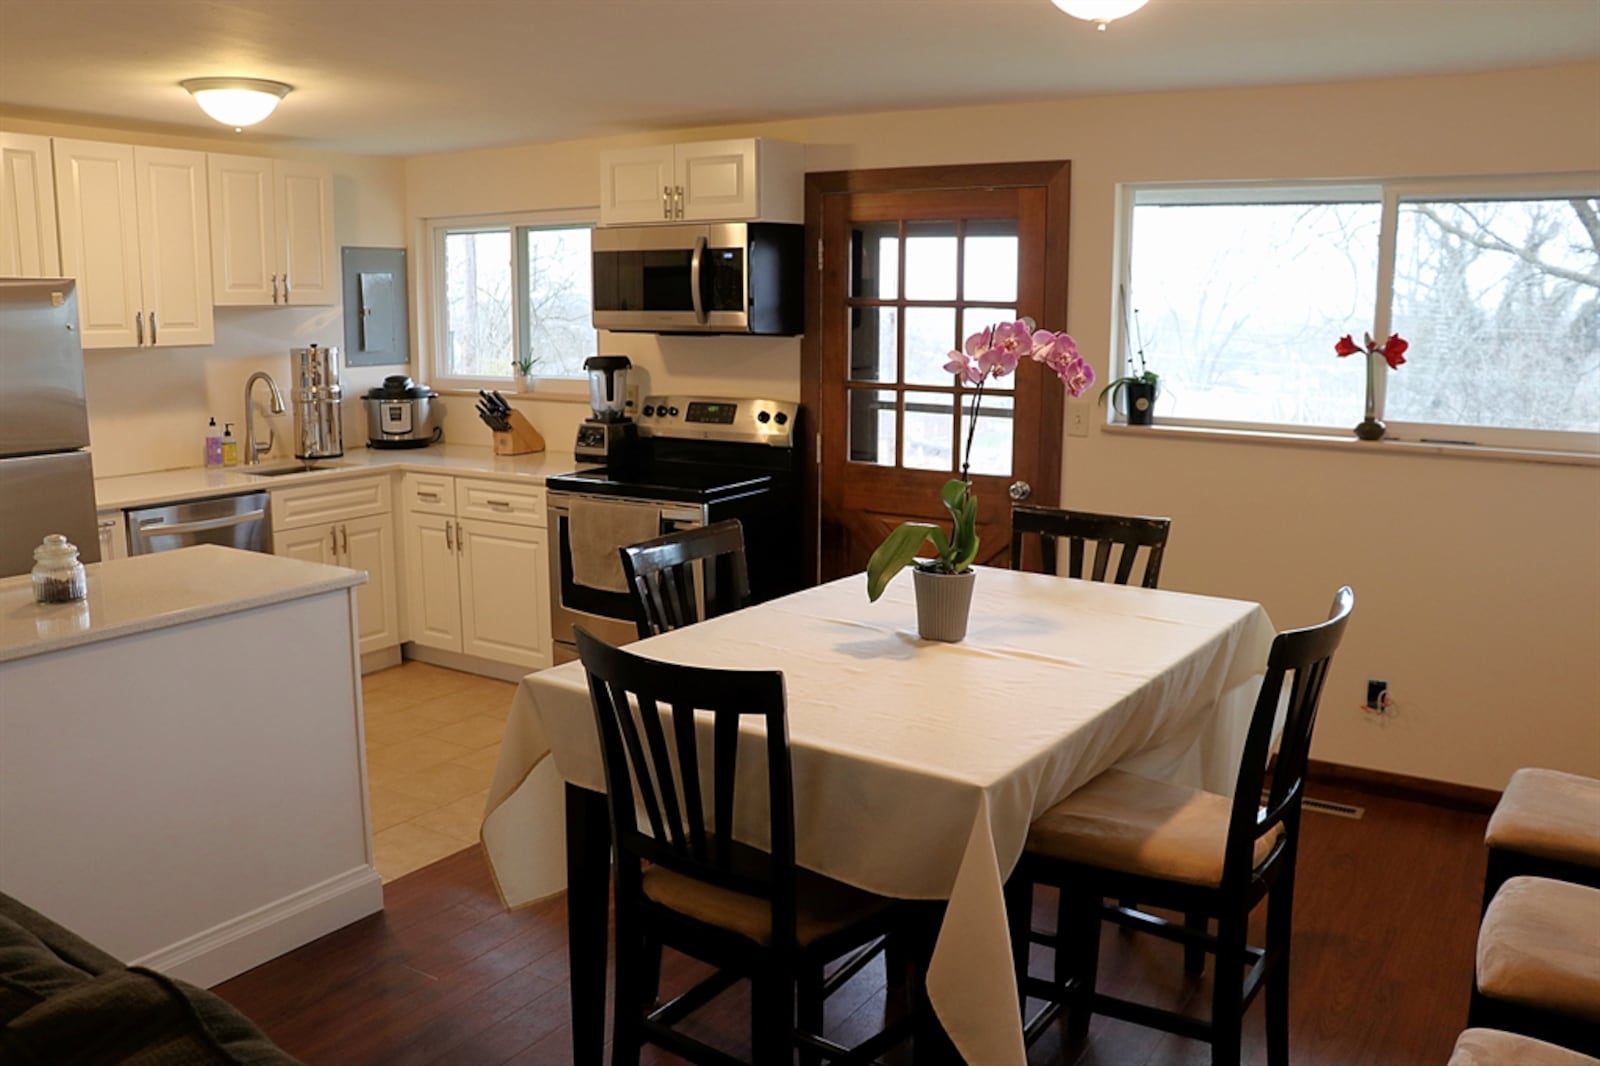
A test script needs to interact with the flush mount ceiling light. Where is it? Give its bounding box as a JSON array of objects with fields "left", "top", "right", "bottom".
[
  {"left": 1051, "top": 0, "right": 1150, "bottom": 31},
  {"left": 180, "top": 77, "right": 292, "bottom": 129}
]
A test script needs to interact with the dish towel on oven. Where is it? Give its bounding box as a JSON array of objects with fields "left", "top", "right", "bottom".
[{"left": 568, "top": 497, "right": 662, "bottom": 594}]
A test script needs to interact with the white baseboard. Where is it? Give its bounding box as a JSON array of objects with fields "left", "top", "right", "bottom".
[
  {"left": 132, "top": 865, "right": 384, "bottom": 989},
  {"left": 401, "top": 642, "right": 537, "bottom": 683},
  {"left": 361, "top": 644, "right": 403, "bottom": 674}
]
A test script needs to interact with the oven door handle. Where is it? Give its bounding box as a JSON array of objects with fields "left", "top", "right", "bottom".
[{"left": 690, "top": 235, "right": 707, "bottom": 325}]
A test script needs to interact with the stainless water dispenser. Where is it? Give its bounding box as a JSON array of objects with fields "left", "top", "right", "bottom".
[{"left": 292, "top": 344, "right": 344, "bottom": 460}]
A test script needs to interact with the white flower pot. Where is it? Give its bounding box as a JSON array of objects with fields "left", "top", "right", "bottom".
[{"left": 913, "top": 567, "right": 976, "bottom": 642}]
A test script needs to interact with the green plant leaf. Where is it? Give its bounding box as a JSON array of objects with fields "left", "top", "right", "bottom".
[{"left": 866, "top": 522, "right": 940, "bottom": 601}]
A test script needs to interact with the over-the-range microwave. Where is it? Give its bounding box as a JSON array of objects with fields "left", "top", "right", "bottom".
[{"left": 591, "top": 221, "right": 804, "bottom": 335}]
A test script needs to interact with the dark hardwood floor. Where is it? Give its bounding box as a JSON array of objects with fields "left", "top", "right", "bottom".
[{"left": 215, "top": 783, "right": 1488, "bottom": 1065}]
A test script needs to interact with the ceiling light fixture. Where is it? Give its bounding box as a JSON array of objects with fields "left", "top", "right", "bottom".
[
  {"left": 180, "top": 77, "right": 293, "bottom": 130},
  {"left": 1051, "top": 0, "right": 1150, "bottom": 31}
]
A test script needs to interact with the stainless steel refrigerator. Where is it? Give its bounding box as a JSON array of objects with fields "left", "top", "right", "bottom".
[{"left": 0, "top": 278, "right": 100, "bottom": 577}]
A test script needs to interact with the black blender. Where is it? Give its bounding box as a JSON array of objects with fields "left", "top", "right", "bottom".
[{"left": 574, "top": 355, "right": 637, "bottom": 465}]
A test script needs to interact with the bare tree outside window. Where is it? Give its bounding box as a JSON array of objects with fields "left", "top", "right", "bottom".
[
  {"left": 443, "top": 230, "right": 512, "bottom": 378},
  {"left": 520, "top": 227, "right": 594, "bottom": 378},
  {"left": 1390, "top": 198, "right": 1599, "bottom": 434}
]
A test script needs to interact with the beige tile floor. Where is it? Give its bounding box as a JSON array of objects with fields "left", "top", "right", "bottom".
[{"left": 361, "top": 661, "right": 518, "bottom": 882}]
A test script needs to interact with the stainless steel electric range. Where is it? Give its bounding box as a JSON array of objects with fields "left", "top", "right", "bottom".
[{"left": 545, "top": 394, "right": 804, "bottom": 663}]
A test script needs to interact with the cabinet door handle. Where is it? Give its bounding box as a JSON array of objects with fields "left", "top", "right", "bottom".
[
  {"left": 662, "top": 185, "right": 671, "bottom": 219},
  {"left": 149, "top": 312, "right": 157, "bottom": 345},
  {"left": 339, "top": 523, "right": 348, "bottom": 556},
  {"left": 456, "top": 521, "right": 464, "bottom": 554},
  {"left": 271, "top": 273, "right": 279, "bottom": 303},
  {"left": 282, "top": 273, "right": 290, "bottom": 302},
  {"left": 418, "top": 490, "right": 441, "bottom": 503},
  {"left": 485, "top": 499, "right": 512, "bottom": 510},
  {"left": 444, "top": 520, "right": 454, "bottom": 552},
  {"left": 330, "top": 526, "right": 339, "bottom": 556},
  {"left": 135, "top": 311, "right": 144, "bottom": 346},
  {"left": 674, "top": 184, "right": 684, "bottom": 219}
]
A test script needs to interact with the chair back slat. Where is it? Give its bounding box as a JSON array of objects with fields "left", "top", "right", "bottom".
[
  {"left": 1010, "top": 506, "right": 1173, "bottom": 589},
  {"left": 621, "top": 519, "right": 752, "bottom": 639},
  {"left": 575, "top": 627, "right": 792, "bottom": 916},
  {"left": 1222, "top": 587, "right": 1354, "bottom": 893}
]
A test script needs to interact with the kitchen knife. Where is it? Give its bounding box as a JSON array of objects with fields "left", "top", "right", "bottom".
[{"left": 491, "top": 390, "right": 511, "bottom": 414}]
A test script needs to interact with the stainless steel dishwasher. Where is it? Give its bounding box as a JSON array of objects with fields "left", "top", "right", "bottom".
[{"left": 126, "top": 492, "right": 272, "bottom": 555}]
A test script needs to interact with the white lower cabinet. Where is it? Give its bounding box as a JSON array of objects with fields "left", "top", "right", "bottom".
[
  {"left": 271, "top": 478, "right": 399, "bottom": 656},
  {"left": 400, "top": 474, "right": 551, "bottom": 671}
]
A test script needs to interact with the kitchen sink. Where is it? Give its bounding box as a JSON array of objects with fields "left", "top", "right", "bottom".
[{"left": 244, "top": 461, "right": 346, "bottom": 478}]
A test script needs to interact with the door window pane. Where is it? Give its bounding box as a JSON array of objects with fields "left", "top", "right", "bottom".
[
  {"left": 1389, "top": 198, "right": 1600, "bottom": 434},
  {"left": 1130, "top": 198, "right": 1380, "bottom": 426},
  {"left": 520, "top": 226, "right": 594, "bottom": 378},
  {"left": 849, "top": 389, "right": 898, "bottom": 465},
  {"left": 442, "top": 229, "right": 512, "bottom": 377},
  {"left": 853, "top": 222, "right": 900, "bottom": 299},
  {"left": 849, "top": 306, "right": 898, "bottom": 383},
  {"left": 961, "top": 393, "right": 1014, "bottom": 476},
  {"left": 903, "top": 391, "right": 956, "bottom": 471},
  {"left": 904, "top": 222, "right": 957, "bottom": 301},
  {"left": 963, "top": 223, "right": 1019, "bottom": 302},
  {"left": 905, "top": 306, "right": 958, "bottom": 385}
]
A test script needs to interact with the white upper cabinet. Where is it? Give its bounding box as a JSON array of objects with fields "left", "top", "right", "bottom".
[
  {"left": 208, "top": 153, "right": 336, "bottom": 306},
  {"left": 52, "top": 138, "right": 213, "bottom": 349},
  {"left": 0, "top": 132, "right": 61, "bottom": 278},
  {"left": 599, "top": 138, "right": 803, "bottom": 225}
]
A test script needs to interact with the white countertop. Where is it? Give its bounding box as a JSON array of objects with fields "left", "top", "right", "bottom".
[
  {"left": 0, "top": 545, "right": 367, "bottom": 663},
  {"left": 95, "top": 444, "right": 584, "bottom": 511}
]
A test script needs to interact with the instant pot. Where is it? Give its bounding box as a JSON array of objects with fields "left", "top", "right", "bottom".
[{"left": 363, "top": 375, "right": 442, "bottom": 449}]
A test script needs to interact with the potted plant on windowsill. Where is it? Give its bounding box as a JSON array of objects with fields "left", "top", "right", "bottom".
[
  {"left": 1099, "top": 300, "right": 1158, "bottom": 425},
  {"left": 865, "top": 319, "right": 1095, "bottom": 642},
  {"left": 514, "top": 355, "right": 540, "bottom": 393}
]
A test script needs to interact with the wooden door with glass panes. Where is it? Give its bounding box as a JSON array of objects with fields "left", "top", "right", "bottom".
[{"left": 805, "top": 164, "right": 1069, "bottom": 582}]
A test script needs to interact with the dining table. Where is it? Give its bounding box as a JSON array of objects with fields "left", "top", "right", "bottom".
[{"left": 480, "top": 565, "right": 1277, "bottom": 1066}]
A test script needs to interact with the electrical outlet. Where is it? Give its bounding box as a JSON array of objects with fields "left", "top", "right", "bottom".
[
  {"left": 1366, "top": 679, "right": 1389, "bottom": 711},
  {"left": 1067, "top": 402, "right": 1089, "bottom": 438},
  {"left": 625, "top": 384, "right": 640, "bottom": 414}
]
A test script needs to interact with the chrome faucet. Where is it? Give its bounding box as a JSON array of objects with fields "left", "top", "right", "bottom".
[{"left": 244, "top": 371, "right": 286, "bottom": 465}]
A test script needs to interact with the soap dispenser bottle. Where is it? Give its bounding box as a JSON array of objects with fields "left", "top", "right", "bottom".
[
  {"left": 221, "top": 423, "right": 239, "bottom": 467},
  {"left": 205, "top": 417, "right": 223, "bottom": 468}
]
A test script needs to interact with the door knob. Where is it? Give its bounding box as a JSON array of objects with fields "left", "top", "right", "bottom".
[{"left": 1008, "top": 480, "right": 1032, "bottom": 501}]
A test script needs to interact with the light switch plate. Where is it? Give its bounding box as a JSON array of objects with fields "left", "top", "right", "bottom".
[{"left": 1067, "top": 400, "right": 1089, "bottom": 437}]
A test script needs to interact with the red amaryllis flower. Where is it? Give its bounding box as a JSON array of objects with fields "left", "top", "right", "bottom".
[
  {"left": 1334, "top": 334, "right": 1362, "bottom": 358},
  {"left": 1380, "top": 333, "right": 1408, "bottom": 369}
]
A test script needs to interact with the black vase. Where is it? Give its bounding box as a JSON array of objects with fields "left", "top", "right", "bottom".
[{"left": 1125, "top": 381, "right": 1157, "bottom": 426}]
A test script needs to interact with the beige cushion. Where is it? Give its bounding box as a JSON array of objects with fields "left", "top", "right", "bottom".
[
  {"left": 641, "top": 865, "right": 889, "bottom": 948},
  {"left": 1487, "top": 769, "right": 1600, "bottom": 868},
  {"left": 1449, "top": 1028, "right": 1600, "bottom": 1066},
  {"left": 1025, "top": 769, "right": 1283, "bottom": 888},
  {"left": 1477, "top": 877, "right": 1600, "bottom": 1023}
]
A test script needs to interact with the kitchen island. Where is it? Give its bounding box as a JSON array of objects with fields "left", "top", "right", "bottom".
[{"left": 0, "top": 546, "right": 382, "bottom": 988}]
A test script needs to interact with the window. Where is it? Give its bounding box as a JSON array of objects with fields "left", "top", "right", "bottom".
[
  {"left": 1123, "top": 176, "right": 1600, "bottom": 450},
  {"left": 430, "top": 211, "right": 595, "bottom": 387}
]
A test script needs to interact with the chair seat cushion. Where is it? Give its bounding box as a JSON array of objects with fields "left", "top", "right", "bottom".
[
  {"left": 1025, "top": 769, "right": 1282, "bottom": 888},
  {"left": 1477, "top": 877, "right": 1600, "bottom": 1023},
  {"left": 641, "top": 865, "right": 890, "bottom": 948},
  {"left": 1448, "top": 1028, "right": 1600, "bottom": 1065},
  {"left": 1487, "top": 769, "right": 1600, "bottom": 869}
]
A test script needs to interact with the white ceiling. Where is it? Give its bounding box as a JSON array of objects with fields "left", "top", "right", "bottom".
[{"left": 1, "top": 0, "right": 1596, "bottom": 156}]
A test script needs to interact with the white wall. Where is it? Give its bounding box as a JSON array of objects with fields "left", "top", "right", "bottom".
[
  {"left": 406, "top": 63, "right": 1600, "bottom": 791},
  {"left": 0, "top": 114, "right": 408, "bottom": 478}
]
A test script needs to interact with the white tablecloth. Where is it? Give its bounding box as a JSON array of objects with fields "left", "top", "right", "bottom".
[{"left": 482, "top": 566, "right": 1275, "bottom": 1066}]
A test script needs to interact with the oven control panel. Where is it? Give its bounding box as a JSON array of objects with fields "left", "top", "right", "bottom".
[{"left": 637, "top": 395, "right": 798, "bottom": 446}]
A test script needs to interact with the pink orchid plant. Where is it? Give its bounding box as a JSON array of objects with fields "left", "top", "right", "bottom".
[{"left": 866, "top": 319, "right": 1095, "bottom": 601}]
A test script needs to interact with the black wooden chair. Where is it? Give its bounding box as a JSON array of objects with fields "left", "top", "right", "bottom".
[
  {"left": 1005, "top": 587, "right": 1355, "bottom": 1066},
  {"left": 620, "top": 518, "right": 751, "bottom": 639},
  {"left": 1009, "top": 505, "right": 1171, "bottom": 587},
  {"left": 574, "top": 626, "right": 915, "bottom": 1066}
]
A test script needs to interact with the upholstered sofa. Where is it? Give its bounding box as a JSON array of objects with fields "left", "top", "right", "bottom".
[{"left": 0, "top": 891, "right": 301, "bottom": 1064}]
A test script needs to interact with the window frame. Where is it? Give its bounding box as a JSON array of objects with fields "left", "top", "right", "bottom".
[
  {"left": 424, "top": 208, "right": 597, "bottom": 396},
  {"left": 1117, "top": 172, "right": 1600, "bottom": 454}
]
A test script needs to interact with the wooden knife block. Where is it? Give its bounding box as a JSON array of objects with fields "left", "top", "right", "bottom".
[{"left": 493, "top": 410, "right": 545, "bottom": 455}]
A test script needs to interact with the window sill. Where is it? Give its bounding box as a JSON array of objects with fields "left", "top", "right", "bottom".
[
  {"left": 435, "top": 385, "right": 590, "bottom": 404},
  {"left": 1101, "top": 422, "right": 1599, "bottom": 468}
]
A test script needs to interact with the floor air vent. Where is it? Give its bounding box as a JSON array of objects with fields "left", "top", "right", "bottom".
[{"left": 1302, "top": 797, "right": 1366, "bottom": 819}]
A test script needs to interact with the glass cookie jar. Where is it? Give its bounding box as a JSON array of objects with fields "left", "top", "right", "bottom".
[{"left": 32, "top": 534, "right": 88, "bottom": 604}]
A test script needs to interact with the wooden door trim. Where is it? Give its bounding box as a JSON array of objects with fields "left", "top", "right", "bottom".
[{"left": 800, "top": 160, "right": 1071, "bottom": 584}]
